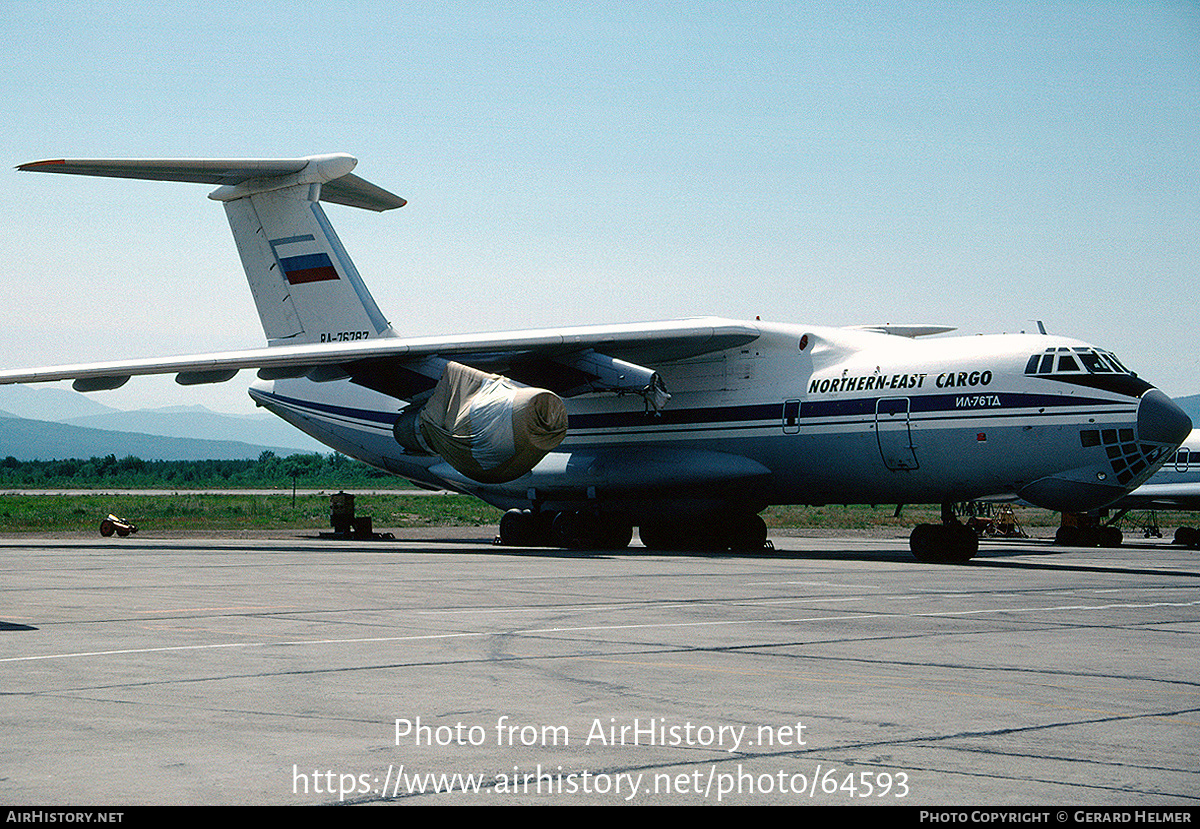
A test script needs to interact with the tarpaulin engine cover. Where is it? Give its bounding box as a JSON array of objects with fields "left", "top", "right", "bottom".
[{"left": 413, "top": 361, "right": 568, "bottom": 483}]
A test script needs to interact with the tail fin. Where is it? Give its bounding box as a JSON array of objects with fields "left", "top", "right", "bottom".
[{"left": 18, "top": 154, "right": 404, "bottom": 346}]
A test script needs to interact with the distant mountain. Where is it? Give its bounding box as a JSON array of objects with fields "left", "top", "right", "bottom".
[
  {"left": 0, "top": 384, "right": 328, "bottom": 454},
  {"left": 0, "top": 413, "right": 308, "bottom": 461},
  {"left": 0, "top": 384, "right": 118, "bottom": 422},
  {"left": 64, "top": 405, "right": 328, "bottom": 453}
]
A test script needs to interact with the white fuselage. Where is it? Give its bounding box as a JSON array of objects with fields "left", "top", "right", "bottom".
[{"left": 248, "top": 321, "right": 1179, "bottom": 520}]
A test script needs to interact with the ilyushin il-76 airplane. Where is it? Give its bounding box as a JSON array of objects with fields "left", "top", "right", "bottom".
[{"left": 3, "top": 154, "right": 1192, "bottom": 562}]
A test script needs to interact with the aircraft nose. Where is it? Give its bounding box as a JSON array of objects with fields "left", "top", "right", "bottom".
[{"left": 1137, "top": 389, "right": 1192, "bottom": 447}]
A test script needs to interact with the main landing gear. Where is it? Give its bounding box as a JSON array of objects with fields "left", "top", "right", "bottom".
[
  {"left": 1174, "top": 526, "right": 1200, "bottom": 548},
  {"left": 639, "top": 512, "right": 768, "bottom": 552},
  {"left": 498, "top": 509, "right": 633, "bottom": 550},
  {"left": 497, "top": 508, "right": 769, "bottom": 552},
  {"left": 1054, "top": 512, "right": 1124, "bottom": 547},
  {"left": 908, "top": 503, "right": 978, "bottom": 563}
]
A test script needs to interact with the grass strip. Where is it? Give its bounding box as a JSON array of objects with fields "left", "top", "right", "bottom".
[{"left": 0, "top": 493, "right": 1183, "bottom": 537}]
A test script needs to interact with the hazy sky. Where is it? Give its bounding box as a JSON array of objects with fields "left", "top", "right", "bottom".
[{"left": 3, "top": 1, "right": 1197, "bottom": 413}]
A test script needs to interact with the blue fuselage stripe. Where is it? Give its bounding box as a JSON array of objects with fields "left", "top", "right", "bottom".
[{"left": 255, "top": 388, "right": 1133, "bottom": 437}]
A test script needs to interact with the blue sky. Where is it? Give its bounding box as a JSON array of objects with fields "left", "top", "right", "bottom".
[{"left": 3, "top": 1, "right": 1197, "bottom": 413}]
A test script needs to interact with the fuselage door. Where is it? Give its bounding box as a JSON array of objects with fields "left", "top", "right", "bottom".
[{"left": 876, "top": 396, "right": 919, "bottom": 471}]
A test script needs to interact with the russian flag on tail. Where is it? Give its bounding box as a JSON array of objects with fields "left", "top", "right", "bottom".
[{"left": 280, "top": 252, "right": 339, "bottom": 285}]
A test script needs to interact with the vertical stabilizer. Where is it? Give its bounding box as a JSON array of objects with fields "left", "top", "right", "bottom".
[
  {"left": 223, "top": 185, "right": 394, "bottom": 345},
  {"left": 17, "top": 153, "right": 405, "bottom": 347}
]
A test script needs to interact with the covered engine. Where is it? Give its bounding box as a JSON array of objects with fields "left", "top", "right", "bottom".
[{"left": 393, "top": 361, "right": 568, "bottom": 483}]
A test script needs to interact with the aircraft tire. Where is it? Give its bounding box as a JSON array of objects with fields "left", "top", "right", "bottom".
[
  {"left": 1100, "top": 526, "right": 1123, "bottom": 548},
  {"left": 1055, "top": 526, "right": 1082, "bottom": 546},
  {"left": 910, "top": 523, "right": 941, "bottom": 562},
  {"left": 639, "top": 513, "right": 764, "bottom": 552},
  {"left": 947, "top": 523, "right": 978, "bottom": 562},
  {"left": 597, "top": 520, "right": 634, "bottom": 550},
  {"left": 549, "top": 511, "right": 632, "bottom": 550},
  {"left": 639, "top": 517, "right": 698, "bottom": 551},
  {"left": 552, "top": 511, "right": 589, "bottom": 549},
  {"left": 910, "top": 523, "right": 976, "bottom": 563},
  {"left": 1174, "top": 526, "right": 1198, "bottom": 547},
  {"left": 728, "top": 513, "right": 768, "bottom": 552},
  {"left": 499, "top": 509, "right": 534, "bottom": 546},
  {"left": 642, "top": 517, "right": 699, "bottom": 551}
]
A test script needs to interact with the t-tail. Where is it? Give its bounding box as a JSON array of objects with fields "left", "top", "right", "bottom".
[{"left": 17, "top": 154, "right": 404, "bottom": 346}]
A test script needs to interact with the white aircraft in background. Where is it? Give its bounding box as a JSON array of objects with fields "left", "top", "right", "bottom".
[{"left": 2, "top": 154, "right": 1191, "bottom": 562}]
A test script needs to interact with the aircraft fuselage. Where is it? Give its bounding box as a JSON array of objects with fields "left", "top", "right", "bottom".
[{"left": 250, "top": 320, "right": 1186, "bottom": 525}]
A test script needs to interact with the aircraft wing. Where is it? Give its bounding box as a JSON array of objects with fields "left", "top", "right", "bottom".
[
  {"left": 1112, "top": 483, "right": 1200, "bottom": 511},
  {"left": 0, "top": 317, "right": 760, "bottom": 399}
]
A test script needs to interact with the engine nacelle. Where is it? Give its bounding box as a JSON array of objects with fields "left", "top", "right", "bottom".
[{"left": 393, "top": 361, "right": 568, "bottom": 484}]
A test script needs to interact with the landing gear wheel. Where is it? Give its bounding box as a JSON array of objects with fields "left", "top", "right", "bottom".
[
  {"left": 727, "top": 513, "right": 768, "bottom": 552},
  {"left": 947, "top": 522, "right": 978, "bottom": 562},
  {"left": 909, "top": 523, "right": 977, "bottom": 563},
  {"left": 498, "top": 509, "right": 535, "bottom": 546},
  {"left": 639, "top": 511, "right": 768, "bottom": 552},
  {"left": 498, "top": 509, "right": 556, "bottom": 547},
  {"left": 549, "top": 511, "right": 633, "bottom": 550},
  {"left": 551, "top": 511, "right": 587, "bottom": 549},
  {"left": 1055, "top": 525, "right": 1082, "bottom": 546},
  {"left": 910, "top": 523, "right": 940, "bottom": 562},
  {"left": 596, "top": 520, "right": 633, "bottom": 550}
]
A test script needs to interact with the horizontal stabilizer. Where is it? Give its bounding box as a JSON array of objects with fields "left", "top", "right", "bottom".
[{"left": 17, "top": 154, "right": 406, "bottom": 212}]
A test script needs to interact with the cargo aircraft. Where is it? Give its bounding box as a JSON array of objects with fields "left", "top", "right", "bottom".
[{"left": 3, "top": 154, "right": 1191, "bottom": 561}]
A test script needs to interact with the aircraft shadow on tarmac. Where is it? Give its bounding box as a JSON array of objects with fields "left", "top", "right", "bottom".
[
  {"left": 3, "top": 533, "right": 1195, "bottom": 578},
  {"left": 1, "top": 621, "right": 37, "bottom": 631}
]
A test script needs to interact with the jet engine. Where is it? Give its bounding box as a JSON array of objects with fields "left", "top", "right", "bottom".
[{"left": 393, "top": 361, "right": 568, "bottom": 483}]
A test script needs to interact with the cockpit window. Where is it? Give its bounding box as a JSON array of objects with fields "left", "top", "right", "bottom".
[
  {"left": 1101, "top": 351, "right": 1130, "bottom": 373},
  {"left": 1025, "top": 347, "right": 1136, "bottom": 378},
  {"left": 1056, "top": 354, "right": 1080, "bottom": 373},
  {"left": 1074, "top": 350, "right": 1112, "bottom": 373}
]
